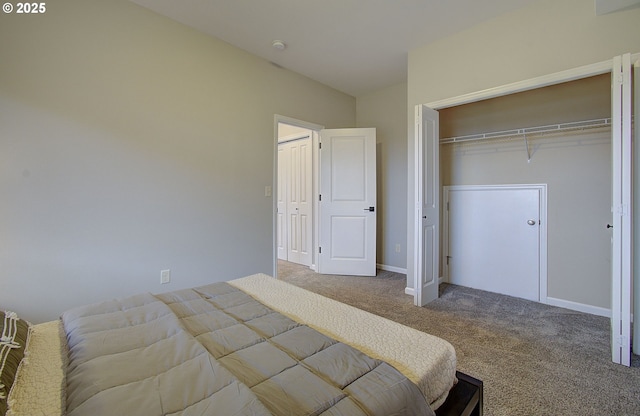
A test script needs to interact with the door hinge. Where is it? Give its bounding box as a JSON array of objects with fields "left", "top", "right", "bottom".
[
  {"left": 319, "top": 142, "right": 322, "bottom": 149},
  {"left": 319, "top": 247, "right": 322, "bottom": 254},
  {"left": 616, "top": 335, "right": 628, "bottom": 347},
  {"left": 615, "top": 204, "right": 629, "bottom": 216},
  {"left": 319, "top": 194, "right": 322, "bottom": 201},
  {"left": 447, "top": 202, "right": 449, "bottom": 211},
  {"left": 614, "top": 72, "right": 624, "bottom": 86}
]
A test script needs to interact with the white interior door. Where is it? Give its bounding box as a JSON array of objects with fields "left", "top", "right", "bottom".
[
  {"left": 276, "top": 146, "right": 288, "bottom": 260},
  {"left": 277, "top": 137, "right": 313, "bottom": 266},
  {"left": 318, "top": 128, "right": 376, "bottom": 276},
  {"left": 445, "top": 185, "right": 544, "bottom": 302},
  {"left": 286, "top": 138, "right": 313, "bottom": 266},
  {"left": 610, "top": 53, "right": 632, "bottom": 366},
  {"left": 414, "top": 105, "right": 440, "bottom": 306},
  {"left": 633, "top": 59, "right": 640, "bottom": 357}
]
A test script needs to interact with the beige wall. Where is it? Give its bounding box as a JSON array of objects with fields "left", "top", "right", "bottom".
[
  {"left": 408, "top": 0, "right": 640, "bottom": 105},
  {"left": 406, "top": 0, "right": 640, "bottom": 310},
  {"left": 356, "top": 83, "right": 408, "bottom": 270},
  {"left": 0, "top": 0, "right": 355, "bottom": 323}
]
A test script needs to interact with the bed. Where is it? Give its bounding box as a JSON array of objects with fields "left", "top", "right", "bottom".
[{"left": 3, "top": 273, "right": 462, "bottom": 416}]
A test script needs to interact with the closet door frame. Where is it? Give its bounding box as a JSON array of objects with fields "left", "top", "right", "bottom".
[
  {"left": 424, "top": 59, "right": 621, "bottom": 109},
  {"left": 413, "top": 52, "right": 639, "bottom": 367}
]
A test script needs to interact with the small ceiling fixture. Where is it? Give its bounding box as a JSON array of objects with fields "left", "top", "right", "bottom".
[{"left": 272, "top": 40, "right": 287, "bottom": 51}]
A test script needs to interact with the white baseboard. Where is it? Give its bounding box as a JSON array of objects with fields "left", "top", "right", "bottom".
[
  {"left": 377, "top": 263, "right": 407, "bottom": 274},
  {"left": 402, "top": 289, "right": 617, "bottom": 319},
  {"left": 404, "top": 276, "right": 445, "bottom": 297},
  {"left": 545, "top": 297, "right": 611, "bottom": 318}
]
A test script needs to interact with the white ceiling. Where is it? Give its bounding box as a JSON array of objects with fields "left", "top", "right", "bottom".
[{"left": 129, "top": 0, "right": 539, "bottom": 97}]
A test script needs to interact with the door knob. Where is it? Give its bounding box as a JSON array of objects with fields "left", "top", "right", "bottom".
[
  {"left": 363, "top": 206, "right": 375, "bottom": 212},
  {"left": 527, "top": 219, "right": 536, "bottom": 226}
]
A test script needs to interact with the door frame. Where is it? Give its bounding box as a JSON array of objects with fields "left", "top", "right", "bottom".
[
  {"left": 442, "top": 184, "right": 548, "bottom": 303},
  {"left": 611, "top": 53, "right": 633, "bottom": 365},
  {"left": 273, "top": 115, "right": 324, "bottom": 277},
  {"left": 273, "top": 117, "right": 379, "bottom": 278},
  {"left": 411, "top": 60, "right": 619, "bottom": 302},
  {"left": 412, "top": 52, "right": 639, "bottom": 366}
]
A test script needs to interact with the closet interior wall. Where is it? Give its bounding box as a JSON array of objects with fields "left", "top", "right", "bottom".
[{"left": 439, "top": 74, "right": 613, "bottom": 311}]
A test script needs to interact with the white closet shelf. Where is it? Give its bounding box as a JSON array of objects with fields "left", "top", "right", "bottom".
[{"left": 440, "top": 117, "right": 612, "bottom": 144}]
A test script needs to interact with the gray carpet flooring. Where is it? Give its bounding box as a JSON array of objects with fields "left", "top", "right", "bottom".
[{"left": 277, "top": 260, "right": 640, "bottom": 416}]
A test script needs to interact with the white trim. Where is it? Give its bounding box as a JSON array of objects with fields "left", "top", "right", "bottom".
[
  {"left": 546, "top": 297, "right": 611, "bottom": 318},
  {"left": 312, "top": 130, "right": 321, "bottom": 278},
  {"left": 633, "top": 58, "right": 640, "bottom": 355},
  {"left": 427, "top": 59, "right": 613, "bottom": 110},
  {"left": 413, "top": 106, "right": 423, "bottom": 304},
  {"left": 610, "top": 53, "right": 633, "bottom": 366},
  {"left": 427, "top": 53, "right": 640, "bottom": 110},
  {"left": 275, "top": 115, "right": 324, "bottom": 132},
  {"left": 406, "top": 275, "right": 445, "bottom": 296},
  {"left": 377, "top": 263, "right": 407, "bottom": 274},
  {"left": 405, "top": 290, "right": 614, "bottom": 318}
]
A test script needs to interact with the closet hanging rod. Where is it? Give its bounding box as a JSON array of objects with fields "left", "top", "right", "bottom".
[{"left": 441, "top": 117, "right": 611, "bottom": 144}]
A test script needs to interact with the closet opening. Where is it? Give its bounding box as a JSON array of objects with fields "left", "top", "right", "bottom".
[
  {"left": 439, "top": 74, "right": 612, "bottom": 314},
  {"left": 412, "top": 53, "right": 637, "bottom": 365}
]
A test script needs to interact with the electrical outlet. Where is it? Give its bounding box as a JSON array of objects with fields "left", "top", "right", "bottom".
[
  {"left": 265, "top": 186, "right": 272, "bottom": 197},
  {"left": 395, "top": 244, "right": 401, "bottom": 253},
  {"left": 160, "top": 269, "right": 171, "bottom": 284}
]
